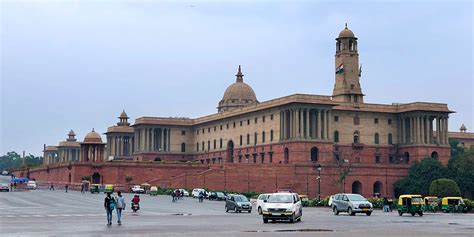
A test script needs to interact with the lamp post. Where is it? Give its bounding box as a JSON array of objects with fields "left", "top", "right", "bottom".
[{"left": 317, "top": 164, "right": 322, "bottom": 201}]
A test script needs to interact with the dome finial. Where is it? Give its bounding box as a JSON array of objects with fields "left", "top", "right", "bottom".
[
  {"left": 236, "top": 65, "right": 244, "bottom": 83},
  {"left": 92, "top": 128, "right": 95, "bottom": 132},
  {"left": 345, "top": 22, "right": 348, "bottom": 29}
]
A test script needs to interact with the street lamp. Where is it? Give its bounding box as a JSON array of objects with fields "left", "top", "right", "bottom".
[{"left": 317, "top": 164, "right": 322, "bottom": 201}]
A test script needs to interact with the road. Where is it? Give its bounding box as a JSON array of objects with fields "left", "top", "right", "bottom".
[{"left": 0, "top": 190, "right": 473, "bottom": 236}]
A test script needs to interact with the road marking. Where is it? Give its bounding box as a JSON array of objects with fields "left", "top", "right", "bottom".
[
  {"left": 61, "top": 214, "right": 72, "bottom": 217},
  {"left": 47, "top": 214, "right": 58, "bottom": 217}
]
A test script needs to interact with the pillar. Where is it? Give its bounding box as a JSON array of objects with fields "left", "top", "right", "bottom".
[
  {"left": 168, "top": 128, "right": 171, "bottom": 151},
  {"left": 326, "top": 110, "right": 331, "bottom": 140},
  {"left": 161, "top": 128, "right": 165, "bottom": 151},
  {"left": 297, "top": 109, "right": 301, "bottom": 138},
  {"left": 305, "top": 109, "right": 310, "bottom": 138},
  {"left": 317, "top": 109, "right": 322, "bottom": 139},
  {"left": 401, "top": 118, "right": 406, "bottom": 144}
]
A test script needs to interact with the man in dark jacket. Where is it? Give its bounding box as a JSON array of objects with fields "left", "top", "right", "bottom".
[{"left": 104, "top": 192, "right": 114, "bottom": 225}]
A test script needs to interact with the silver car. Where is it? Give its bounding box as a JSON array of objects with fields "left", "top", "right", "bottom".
[{"left": 331, "top": 193, "right": 373, "bottom": 216}]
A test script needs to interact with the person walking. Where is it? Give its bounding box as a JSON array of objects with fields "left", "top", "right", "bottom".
[
  {"left": 171, "top": 191, "right": 176, "bottom": 202},
  {"left": 115, "top": 191, "right": 126, "bottom": 225},
  {"left": 65, "top": 184, "right": 68, "bottom": 193},
  {"left": 81, "top": 183, "right": 85, "bottom": 193},
  {"left": 50, "top": 184, "right": 54, "bottom": 191},
  {"left": 104, "top": 192, "right": 115, "bottom": 226},
  {"left": 198, "top": 191, "right": 204, "bottom": 203},
  {"left": 383, "top": 197, "right": 390, "bottom": 212}
]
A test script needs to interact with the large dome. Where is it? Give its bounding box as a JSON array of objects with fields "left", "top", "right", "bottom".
[
  {"left": 338, "top": 23, "right": 355, "bottom": 38},
  {"left": 83, "top": 129, "right": 103, "bottom": 144},
  {"left": 218, "top": 66, "right": 258, "bottom": 112}
]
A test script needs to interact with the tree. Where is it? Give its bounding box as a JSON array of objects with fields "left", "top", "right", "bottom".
[
  {"left": 429, "top": 178, "right": 461, "bottom": 197},
  {"left": 449, "top": 148, "right": 474, "bottom": 198},
  {"left": 125, "top": 176, "right": 133, "bottom": 184},
  {"left": 0, "top": 151, "right": 43, "bottom": 172}
]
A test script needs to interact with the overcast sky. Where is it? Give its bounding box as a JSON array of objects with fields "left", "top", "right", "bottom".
[{"left": 1, "top": 0, "right": 472, "bottom": 156}]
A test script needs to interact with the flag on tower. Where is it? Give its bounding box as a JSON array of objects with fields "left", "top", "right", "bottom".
[{"left": 335, "top": 63, "right": 344, "bottom": 74}]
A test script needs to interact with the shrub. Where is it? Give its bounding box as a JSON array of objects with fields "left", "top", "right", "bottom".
[
  {"left": 429, "top": 178, "right": 461, "bottom": 197},
  {"left": 367, "top": 198, "right": 384, "bottom": 209},
  {"left": 463, "top": 199, "right": 473, "bottom": 212},
  {"left": 241, "top": 192, "right": 259, "bottom": 199},
  {"left": 307, "top": 196, "right": 329, "bottom": 207}
]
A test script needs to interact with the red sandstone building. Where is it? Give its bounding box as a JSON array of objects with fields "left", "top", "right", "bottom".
[{"left": 26, "top": 25, "right": 473, "bottom": 198}]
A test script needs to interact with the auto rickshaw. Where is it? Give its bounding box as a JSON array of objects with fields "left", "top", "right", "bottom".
[
  {"left": 150, "top": 186, "right": 158, "bottom": 196},
  {"left": 424, "top": 196, "right": 440, "bottom": 212},
  {"left": 398, "top": 194, "right": 424, "bottom": 216},
  {"left": 90, "top": 184, "right": 100, "bottom": 194},
  {"left": 441, "top": 197, "right": 467, "bottom": 213},
  {"left": 104, "top": 184, "right": 114, "bottom": 194}
]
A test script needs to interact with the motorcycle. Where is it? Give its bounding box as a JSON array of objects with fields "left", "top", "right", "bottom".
[{"left": 131, "top": 203, "right": 140, "bottom": 212}]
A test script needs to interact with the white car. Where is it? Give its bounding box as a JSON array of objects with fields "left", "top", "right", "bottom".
[
  {"left": 328, "top": 195, "right": 335, "bottom": 206},
  {"left": 26, "top": 181, "right": 37, "bottom": 189},
  {"left": 192, "top": 188, "right": 206, "bottom": 198},
  {"left": 256, "top": 193, "right": 272, "bottom": 214},
  {"left": 262, "top": 192, "right": 303, "bottom": 223},
  {"left": 131, "top": 185, "right": 145, "bottom": 193}
]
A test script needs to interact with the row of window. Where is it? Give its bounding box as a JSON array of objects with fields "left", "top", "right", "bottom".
[
  {"left": 196, "top": 114, "right": 274, "bottom": 135},
  {"left": 333, "top": 116, "right": 392, "bottom": 126},
  {"left": 333, "top": 131, "right": 393, "bottom": 145},
  {"left": 196, "top": 130, "right": 275, "bottom": 152}
]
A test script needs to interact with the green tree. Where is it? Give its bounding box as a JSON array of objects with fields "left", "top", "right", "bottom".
[
  {"left": 0, "top": 151, "right": 43, "bottom": 171},
  {"left": 429, "top": 178, "right": 461, "bottom": 197},
  {"left": 449, "top": 148, "right": 474, "bottom": 198}
]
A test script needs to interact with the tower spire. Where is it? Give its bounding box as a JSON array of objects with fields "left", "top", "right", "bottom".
[{"left": 236, "top": 65, "right": 244, "bottom": 83}]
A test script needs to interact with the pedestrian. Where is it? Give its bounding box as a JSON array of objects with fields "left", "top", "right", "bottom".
[
  {"left": 175, "top": 189, "right": 180, "bottom": 201},
  {"left": 81, "top": 183, "right": 85, "bottom": 193},
  {"left": 65, "top": 184, "right": 68, "bottom": 193},
  {"left": 383, "top": 197, "right": 390, "bottom": 212},
  {"left": 198, "top": 191, "right": 204, "bottom": 203},
  {"left": 115, "top": 191, "right": 126, "bottom": 225},
  {"left": 388, "top": 198, "right": 393, "bottom": 212},
  {"left": 171, "top": 190, "right": 176, "bottom": 202},
  {"left": 50, "top": 184, "right": 54, "bottom": 191},
  {"left": 104, "top": 192, "right": 115, "bottom": 226},
  {"left": 10, "top": 183, "right": 13, "bottom": 192}
]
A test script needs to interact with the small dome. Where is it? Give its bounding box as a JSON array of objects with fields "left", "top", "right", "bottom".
[
  {"left": 119, "top": 110, "right": 128, "bottom": 118},
  {"left": 218, "top": 65, "right": 258, "bottom": 112},
  {"left": 68, "top": 130, "right": 75, "bottom": 136},
  {"left": 83, "top": 129, "right": 103, "bottom": 143},
  {"left": 460, "top": 124, "right": 467, "bottom": 132},
  {"left": 338, "top": 24, "right": 355, "bottom": 38}
]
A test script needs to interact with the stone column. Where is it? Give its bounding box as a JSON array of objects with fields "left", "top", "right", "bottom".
[
  {"left": 316, "top": 109, "right": 321, "bottom": 139},
  {"left": 424, "top": 116, "right": 429, "bottom": 144},
  {"left": 305, "top": 109, "right": 310, "bottom": 139},
  {"left": 326, "top": 110, "right": 331, "bottom": 140},
  {"left": 436, "top": 117, "right": 440, "bottom": 144},
  {"left": 151, "top": 129, "right": 155, "bottom": 151},
  {"left": 401, "top": 117, "right": 406, "bottom": 144},
  {"left": 296, "top": 108, "right": 301, "bottom": 138},
  {"left": 161, "top": 128, "right": 165, "bottom": 151},
  {"left": 168, "top": 128, "right": 171, "bottom": 151},
  {"left": 443, "top": 117, "right": 448, "bottom": 145},
  {"left": 283, "top": 111, "right": 287, "bottom": 140}
]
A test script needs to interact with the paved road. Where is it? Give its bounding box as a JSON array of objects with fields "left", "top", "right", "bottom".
[{"left": 1, "top": 190, "right": 473, "bottom": 236}]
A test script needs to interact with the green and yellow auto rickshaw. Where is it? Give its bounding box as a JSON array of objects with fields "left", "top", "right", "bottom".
[
  {"left": 398, "top": 194, "right": 424, "bottom": 216},
  {"left": 90, "top": 184, "right": 100, "bottom": 194},
  {"left": 441, "top": 197, "right": 467, "bottom": 213},
  {"left": 424, "top": 196, "right": 439, "bottom": 213},
  {"left": 150, "top": 186, "right": 158, "bottom": 196},
  {"left": 104, "top": 184, "right": 114, "bottom": 194}
]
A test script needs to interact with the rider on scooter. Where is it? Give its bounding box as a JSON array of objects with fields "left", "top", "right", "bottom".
[{"left": 131, "top": 195, "right": 140, "bottom": 211}]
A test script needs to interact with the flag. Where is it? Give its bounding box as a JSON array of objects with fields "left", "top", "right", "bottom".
[{"left": 335, "top": 63, "right": 344, "bottom": 74}]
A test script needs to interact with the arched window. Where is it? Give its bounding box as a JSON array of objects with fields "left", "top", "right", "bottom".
[
  {"left": 220, "top": 139, "right": 223, "bottom": 149},
  {"left": 310, "top": 147, "right": 318, "bottom": 162},
  {"left": 196, "top": 142, "right": 199, "bottom": 152},
  {"left": 353, "top": 131, "right": 360, "bottom": 144},
  {"left": 284, "top": 148, "right": 289, "bottom": 164},
  {"left": 373, "top": 181, "right": 383, "bottom": 197},
  {"left": 270, "top": 130, "right": 274, "bottom": 141},
  {"left": 374, "top": 133, "right": 379, "bottom": 144},
  {"left": 213, "top": 139, "right": 216, "bottom": 150},
  {"left": 254, "top": 132, "right": 257, "bottom": 145},
  {"left": 352, "top": 181, "right": 362, "bottom": 194},
  {"left": 404, "top": 152, "right": 410, "bottom": 164},
  {"left": 349, "top": 39, "right": 353, "bottom": 51},
  {"left": 227, "top": 140, "right": 234, "bottom": 162},
  {"left": 334, "top": 131, "right": 339, "bottom": 143},
  {"left": 262, "top": 131, "right": 266, "bottom": 143},
  {"left": 240, "top": 135, "right": 243, "bottom": 146},
  {"left": 431, "top": 151, "right": 438, "bottom": 159},
  {"left": 181, "top": 143, "right": 186, "bottom": 152},
  {"left": 388, "top": 133, "right": 393, "bottom": 145},
  {"left": 202, "top": 141, "right": 205, "bottom": 151},
  {"left": 247, "top": 134, "right": 250, "bottom": 145}
]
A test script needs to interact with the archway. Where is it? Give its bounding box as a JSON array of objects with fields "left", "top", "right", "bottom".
[
  {"left": 352, "top": 181, "right": 362, "bottom": 194},
  {"left": 431, "top": 151, "right": 438, "bottom": 159},
  {"left": 284, "top": 148, "right": 289, "bottom": 164},
  {"left": 227, "top": 140, "right": 234, "bottom": 162},
  {"left": 373, "top": 181, "right": 383, "bottom": 197},
  {"left": 92, "top": 172, "right": 101, "bottom": 184},
  {"left": 310, "top": 147, "right": 319, "bottom": 162},
  {"left": 353, "top": 131, "right": 360, "bottom": 144}
]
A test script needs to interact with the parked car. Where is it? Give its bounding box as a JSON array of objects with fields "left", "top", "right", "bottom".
[
  {"left": 225, "top": 194, "right": 252, "bottom": 213},
  {"left": 1, "top": 170, "right": 9, "bottom": 175},
  {"left": 0, "top": 183, "right": 9, "bottom": 192},
  {"left": 209, "top": 192, "right": 226, "bottom": 201},
  {"left": 26, "top": 181, "right": 37, "bottom": 189},
  {"left": 131, "top": 185, "right": 145, "bottom": 193},
  {"left": 262, "top": 192, "right": 302, "bottom": 223},
  {"left": 328, "top": 195, "right": 335, "bottom": 206},
  {"left": 256, "top": 193, "right": 271, "bottom": 214},
  {"left": 192, "top": 188, "right": 206, "bottom": 198},
  {"left": 331, "top": 193, "right": 373, "bottom": 216}
]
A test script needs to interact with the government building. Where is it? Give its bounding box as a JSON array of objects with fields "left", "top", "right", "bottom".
[{"left": 30, "top": 25, "right": 473, "bottom": 198}]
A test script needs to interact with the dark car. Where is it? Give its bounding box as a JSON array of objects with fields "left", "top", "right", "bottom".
[
  {"left": 209, "top": 192, "right": 226, "bottom": 201},
  {"left": 0, "top": 183, "right": 9, "bottom": 192},
  {"left": 225, "top": 194, "right": 252, "bottom": 213}
]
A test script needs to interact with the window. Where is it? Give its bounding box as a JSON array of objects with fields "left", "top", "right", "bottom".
[
  {"left": 181, "top": 143, "right": 186, "bottom": 152},
  {"left": 202, "top": 142, "right": 205, "bottom": 151},
  {"left": 214, "top": 126, "right": 216, "bottom": 131},
  {"left": 220, "top": 139, "right": 223, "bottom": 149},
  {"left": 197, "top": 130, "right": 200, "bottom": 135},
  {"left": 353, "top": 131, "right": 360, "bottom": 143},
  {"left": 233, "top": 122, "right": 236, "bottom": 128},
  {"left": 334, "top": 116, "right": 339, "bottom": 122},
  {"left": 263, "top": 116, "right": 266, "bottom": 123},
  {"left": 253, "top": 154, "right": 257, "bottom": 163},
  {"left": 196, "top": 142, "right": 199, "bottom": 152},
  {"left": 238, "top": 155, "right": 242, "bottom": 163},
  {"left": 207, "top": 141, "right": 210, "bottom": 151},
  {"left": 270, "top": 130, "right": 274, "bottom": 141},
  {"left": 389, "top": 156, "right": 394, "bottom": 163},
  {"left": 284, "top": 148, "right": 289, "bottom": 164},
  {"left": 181, "top": 131, "right": 186, "bottom": 135},
  {"left": 202, "top": 129, "right": 205, "bottom": 134},
  {"left": 374, "top": 133, "right": 379, "bottom": 144},
  {"left": 213, "top": 139, "right": 216, "bottom": 150},
  {"left": 388, "top": 119, "right": 392, "bottom": 125},
  {"left": 247, "top": 134, "right": 250, "bottom": 145},
  {"left": 254, "top": 132, "right": 257, "bottom": 145},
  {"left": 350, "top": 84, "right": 355, "bottom": 90},
  {"left": 388, "top": 133, "right": 393, "bottom": 145},
  {"left": 270, "top": 114, "right": 274, "bottom": 120},
  {"left": 208, "top": 128, "right": 210, "bottom": 133},
  {"left": 269, "top": 152, "right": 273, "bottom": 163},
  {"left": 354, "top": 116, "right": 360, "bottom": 125},
  {"left": 240, "top": 135, "right": 243, "bottom": 146},
  {"left": 375, "top": 155, "right": 380, "bottom": 163},
  {"left": 334, "top": 131, "right": 339, "bottom": 143},
  {"left": 262, "top": 131, "right": 266, "bottom": 143},
  {"left": 220, "top": 125, "right": 223, "bottom": 130},
  {"left": 247, "top": 120, "right": 250, "bottom": 125},
  {"left": 374, "top": 118, "right": 379, "bottom": 124},
  {"left": 226, "top": 124, "right": 229, "bottom": 129},
  {"left": 240, "top": 121, "right": 243, "bottom": 126},
  {"left": 310, "top": 147, "right": 318, "bottom": 162},
  {"left": 255, "top": 118, "right": 258, "bottom": 124},
  {"left": 261, "top": 153, "right": 265, "bottom": 163}
]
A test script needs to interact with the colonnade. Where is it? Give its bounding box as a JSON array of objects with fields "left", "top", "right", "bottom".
[
  {"left": 58, "top": 148, "right": 80, "bottom": 163},
  {"left": 400, "top": 115, "right": 448, "bottom": 145},
  {"left": 135, "top": 127, "right": 171, "bottom": 152},
  {"left": 80, "top": 145, "right": 105, "bottom": 162},
  {"left": 280, "top": 108, "right": 331, "bottom": 140},
  {"left": 107, "top": 135, "right": 133, "bottom": 157}
]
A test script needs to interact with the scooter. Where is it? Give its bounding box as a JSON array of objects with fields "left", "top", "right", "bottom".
[{"left": 131, "top": 203, "right": 140, "bottom": 212}]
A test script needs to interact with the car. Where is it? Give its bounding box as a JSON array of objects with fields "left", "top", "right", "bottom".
[
  {"left": 174, "top": 189, "right": 190, "bottom": 197},
  {"left": 26, "top": 181, "right": 37, "bottom": 189},
  {"left": 192, "top": 188, "right": 206, "bottom": 198},
  {"left": 209, "top": 192, "right": 226, "bottom": 201},
  {"left": 262, "top": 192, "right": 302, "bottom": 223},
  {"left": 1, "top": 170, "right": 9, "bottom": 175},
  {"left": 331, "top": 193, "right": 373, "bottom": 216},
  {"left": 0, "top": 183, "right": 9, "bottom": 192},
  {"left": 328, "top": 195, "right": 335, "bottom": 206},
  {"left": 256, "top": 193, "right": 271, "bottom": 214},
  {"left": 225, "top": 194, "right": 252, "bottom": 213},
  {"left": 131, "top": 185, "right": 145, "bottom": 193}
]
